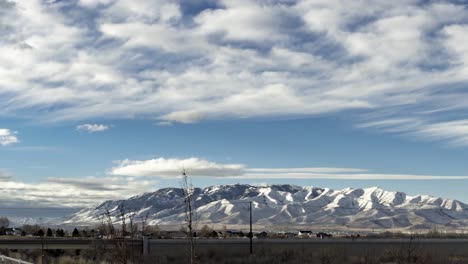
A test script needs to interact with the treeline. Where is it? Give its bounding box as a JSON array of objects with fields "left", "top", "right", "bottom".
[{"left": 0, "top": 222, "right": 101, "bottom": 238}]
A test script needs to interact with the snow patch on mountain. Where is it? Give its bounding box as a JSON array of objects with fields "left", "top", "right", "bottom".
[{"left": 61, "top": 184, "right": 468, "bottom": 230}]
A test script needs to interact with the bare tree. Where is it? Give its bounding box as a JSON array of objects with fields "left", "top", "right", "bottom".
[
  {"left": 115, "top": 202, "right": 130, "bottom": 264},
  {"left": 180, "top": 169, "right": 197, "bottom": 264},
  {"left": 128, "top": 211, "right": 137, "bottom": 239},
  {"left": 125, "top": 208, "right": 137, "bottom": 264},
  {"left": 118, "top": 203, "right": 127, "bottom": 238},
  {"left": 141, "top": 211, "right": 150, "bottom": 237},
  {"left": 97, "top": 207, "right": 116, "bottom": 239},
  {"left": 96, "top": 206, "right": 129, "bottom": 264}
]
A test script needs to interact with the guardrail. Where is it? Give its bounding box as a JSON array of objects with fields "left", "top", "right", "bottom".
[{"left": 0, "top": 255, "right": 33, "bottom": 264}]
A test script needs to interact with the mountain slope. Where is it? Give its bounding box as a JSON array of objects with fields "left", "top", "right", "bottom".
[{"left": 62, "top": 184, "right": 468, "bottom": 230}]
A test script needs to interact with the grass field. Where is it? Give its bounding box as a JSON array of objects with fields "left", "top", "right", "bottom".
[{"left": 2, "top": 238, "right": 468, "bottom": 264}]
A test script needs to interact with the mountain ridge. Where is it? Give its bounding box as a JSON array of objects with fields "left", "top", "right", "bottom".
[{"left": 61, "top": 184, "right": 468, "bottom": 230}]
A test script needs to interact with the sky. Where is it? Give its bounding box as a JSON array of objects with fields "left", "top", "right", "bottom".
[{"left": 1, "top": 0, "right": 468, "bottom": 209}]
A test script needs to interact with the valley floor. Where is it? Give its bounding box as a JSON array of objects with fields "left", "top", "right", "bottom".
[{"left": 2, "top": 238, "right": 468, "bottom": 264}]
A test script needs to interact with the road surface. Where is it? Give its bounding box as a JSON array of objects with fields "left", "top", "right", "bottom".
[{"left": 1, "top": 238, "right": 468, "bottom": 249}]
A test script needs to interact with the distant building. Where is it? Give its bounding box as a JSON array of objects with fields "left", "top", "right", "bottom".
[
  {"left": 256, "top": 231, "right": 268, "bottom": 238},
  {"left": 5, "top": 228, "right": 22, "bottom": 236},
  {"left": 159, "top": 231, "right": 187, "bottom": 239},
  {"left": 298, "top": 230, "right": 313, "bottom": 237},
  {"left": 316, "top": 232, "right": 332, "bottom": 239},
  {"left": 225, "top": 230, "right": 244, "bottom": 237}
]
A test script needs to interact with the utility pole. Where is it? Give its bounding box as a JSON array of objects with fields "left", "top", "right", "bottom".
[
  {"left": 221, "top": 200, "right": 255, "bottom": 255},
  {"left": 41, "top": 236, "right": 44, "bottom": 264},
  {"left": 249, "top": 201, "right": 253, "bottom": 255},
  {"left": 39, "top": 218, "right": 45, "bottom": 264}
]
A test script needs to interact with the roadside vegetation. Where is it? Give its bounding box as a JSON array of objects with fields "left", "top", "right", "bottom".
[{"left": 2, "top": 242, "right": 468, "bottom": 264}]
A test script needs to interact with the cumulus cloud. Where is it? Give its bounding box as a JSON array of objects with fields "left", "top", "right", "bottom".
[
  {"left": 0, "top": 129, "right": 19, "bottom": 146},
  {"left": 76, "top": 124, "right": 110, "bottom": 133},
  {"left": 110, "top": 157, "right": 468, "bottom": 181},
  {"left": 1, "top": 0, "right": 468, "bottom": 145}
]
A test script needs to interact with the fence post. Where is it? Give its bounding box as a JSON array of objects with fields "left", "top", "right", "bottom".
[{"left": 143, "top": 236, "right": 149, "bottom": 256}]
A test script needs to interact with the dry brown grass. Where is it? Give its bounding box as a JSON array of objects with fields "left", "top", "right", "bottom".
[{"left": 2, "top": 242, "right": 468, "bottom": 264}]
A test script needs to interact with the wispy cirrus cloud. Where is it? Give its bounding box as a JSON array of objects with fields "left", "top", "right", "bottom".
[
  {"left": 234, "top": 173, "right": 468, "bottom": 180},
  {"left": 359, "top": 118, "right": 468, "bottom": 146},
  {"left": 110, "top": 157, "right": 468, "bottom": 180},
  {"left": 414, "top": 120, "right": 468, "bottom": 145},
  {"left": 0, "top": 0, "right": 468, "bottom": 145}
]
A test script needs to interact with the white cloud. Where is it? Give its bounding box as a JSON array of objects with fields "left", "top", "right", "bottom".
[
  {"left": 100, "top": 0, "right": 181, "bottom": 23},
  {"left": 100, "top": 22, "right": 191, "bottom": 52},
  {"left": 110, "top": 156, "right": 468, "bottom": 181},
  {"left": 194, "top": 0, "right": 288, "bottom": 42},
  {"left": 2, "top": 153, "right": 468, "bottom": 208},
  {"left": 0, "top": 129, "right": 19, "bottom": 146},
  {"left": 412, "top": 120, "right": 468, "bottom": 146},
  {"left": 443, "top": 24, "right": 468, "bottom": 77},
  {"left": 234, "top": 173, "right": 468, "bottom": 180},
  {"left": 0, "top": 0, "right": 468, "bottom": 146},
  {"left": 159, "top": 110, "right": 207, "bottom": 124},
  {"left": 76, "top": 124, "right": 110, "bottom": 133},
  {"left": 111, "top": 157, "right": 245, "bottom": 177},
  {"left": 359, "top": 118, "right": 468, "bottom": 146},
  {"left": 77, "top": 0, "right": 113, "bottom": 8},
  {"left": 0, "top": 176, "right": 158, "bottom": 208},
  {"left": 246, "top": 168, "right": 368, "bottom": 174}
]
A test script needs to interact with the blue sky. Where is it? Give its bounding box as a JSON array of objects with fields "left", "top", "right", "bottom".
[{"left": 1, "top": 0, "right": 468, "bottom": 208}]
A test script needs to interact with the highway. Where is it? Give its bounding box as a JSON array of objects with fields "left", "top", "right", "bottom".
[
  {"left": 0, "top": 239, "right": 141, "bottom": 250},
  {"left": 1, "top": 238, "right": 467, "bottom": 261}
]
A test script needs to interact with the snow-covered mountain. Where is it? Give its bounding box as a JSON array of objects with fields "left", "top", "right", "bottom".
[
  {"left": 62, "top": 184, "right": 468, "bottom": 230},
  {"left": 1, "top": 208, "right": 80, "bottom": 227},
  {"left": 7, "top": 216, "right": 63, "bottom": 227}
]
